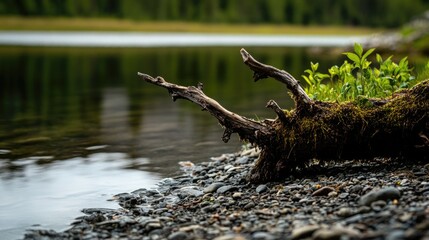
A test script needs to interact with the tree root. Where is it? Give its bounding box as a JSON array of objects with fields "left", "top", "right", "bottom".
[{"left": 139, "top": 48, "right": 429, "bottom": 183}]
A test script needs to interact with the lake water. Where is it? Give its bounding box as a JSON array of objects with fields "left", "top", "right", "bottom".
[
  {"left": 0, "top": 33, "right": 399, "bottom": 240},
  {"left": 0, "top": 31, "right": 367, "bottom": 47}
]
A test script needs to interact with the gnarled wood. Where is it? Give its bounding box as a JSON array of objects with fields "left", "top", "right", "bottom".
[
  {"left": 240, "top": 48, "right": 312, "bottom": 110},
  {"left": 139, "top": 48, "right": 429, "bottom": 183},
  {"left": 137, "top": 73, "right": 272, "bottom": 144}
]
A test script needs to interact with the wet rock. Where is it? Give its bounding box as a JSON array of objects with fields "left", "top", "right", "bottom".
[
  {"left": 146, "top": 221, "right": 162, "bottom": 231},
  {"left": 312, "top": 186, "right": 336, "bottom": 196},
  {"left": 202, "top": 204, "right": 219, "bottom": 213},
  {"left": 291, "top": 225, "right": 320, "bottom": 240},
  {"left": 213, "top": 234, "right": 246, "bottom": 240},
  {"left": 357, "top": 206, "right": 372, "bottom": 214},
  {"left": 256, "top": 184, "right": 269, "bottom": 194},
  {"left": 349, "top": 185, "right": 364, "bottom": 194},
  {"left": 386, "top": 230, "right": 405, "bottom": 240},
  {"left": 338, "top": 193, "right": 349, "bottom": 199},
  {"left": 216, "top": 185, "right": 237, "bottom": 194},
  {"left": 243, "top": 202, "right": 255, "bottom": 210},
  {"left": 252, "top": 231, "right": 276, "bottom": 240},
  {"left": 81, "top": 208, "right": 116, "bottom": 214},
  {"left": 168, "top": 231, "right": 189, "bottom": 240},
  {"left": 204, "top": 182, "right": 225, "bottom": 193},
  {"left": 22, "top": 147, "right": 429, "bottom": 240},
  {"left": 178, "top": 186, "right": 204, "bottom": 197},
  {"left": 0, "top": 149, "right": 11, "bottom": 154},
  {"left": 336, "top": 207, "right": 355, "bottom": 218},
  {"left": 232, "top": 192, "right": 243, "bottom": 199},
  {"left": 359, "top": 187, "right": 401, "bottom": 206},
  {"left": 313, "top": 226, "right": 359, "bottom": 240},
  {"left": 370, "top": 200, "right": 387, "bottom": 211},
  {"left": 235, "top": 156, "right": 249, "bottom": 164}
]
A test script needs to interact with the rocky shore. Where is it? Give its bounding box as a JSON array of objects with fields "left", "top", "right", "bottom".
[{"left": 24, "top": 147, "right": 429, "bottom": 240}]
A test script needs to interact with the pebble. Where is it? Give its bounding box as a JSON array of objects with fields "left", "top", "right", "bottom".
[
  {"left": 256, "top": 184, "right": 268, "bottom": 194},
  {"left": 216, "top": 185, "right": 237, "bottom": 194},
  {"left": 336, "top": 207, "right": 355, "bottom": 218},
  {"left": 177, "top": 186, "right": 204, "bottom": 197},
  {"left": 291, "top": 225, "right": 320, "bottom": 240},
  {"left": 204, "top": 182, "right": 225, "bottom": 193},
  {"left": 213, "top": 234, "right": 246, "bottom": 240},
  {"left": 168, "top": 231, "right": 188, "bottom": 240},
  {"left": 359, "top": 187, "right": 401, "bottom": 206},
  {"left": 386, "top": 230, "right": 406, "bottom": 240},
  {"left": 0, "top": 149, "right": 11, "bottom": 154},
  {"left": 313, "top": 226, "right": 359, "bottom": 240},
  {"left": 252, "top": 231, "right": 276, "bottom": 240},
  {"left": 312, "top": 186, "right": 335, "bottom": 196},
  {"left": 235, "top": 156, "right": 249, "bottom": 164},
  {"left": 232, "top": 192, "right": 243, "bottom": 199},
  {"left": 370, "top": 200, "right": 387, "bottom": 211},
  {"left": 23, "top": 150, "right": 429, "bottom": 240}
]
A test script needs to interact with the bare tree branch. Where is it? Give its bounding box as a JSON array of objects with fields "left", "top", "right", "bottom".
[
  {"left": 240, "top": 48, "right": 312, "bottom": 109},
  {"left": 137, "top": 72, "right": 272, "bottom": 143}
]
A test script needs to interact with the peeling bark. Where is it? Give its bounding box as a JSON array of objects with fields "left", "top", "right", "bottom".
[{"left": 138, "top": 48, "right": 429, "bottom": 183}]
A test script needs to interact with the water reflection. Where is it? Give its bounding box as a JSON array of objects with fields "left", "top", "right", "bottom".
[
  {"left": 0, "top": 46, "right": 344, "bottom": 238},
  {"left": 0, "top": 152, "right": 160, "bottom": 239},
  {"left": 0, "top": 47, "right": 340, "bottom": 175}
]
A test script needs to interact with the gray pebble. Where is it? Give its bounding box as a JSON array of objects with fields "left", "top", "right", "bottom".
[
  {"left": 244, "top": 202, "right": 255, "bottom": 210},
  {"left": 370, "top": 200, "right": 387, "bottom": 211},
  {"left": 291, "top": 225, "right": 320, "bottom": 240},
  {"left": 313, "top": 226, "right": 359, "bottom": 240},
  {"left": 338, "top": 192, "right": 349, "bottom": 199},
  {"left": 178, "top": 186, "right": 204, "bottom": 197},
  {"left": 336, "top": 207, "right": 355, "bottom": 218},
  {"left": 349, "top": 185, "right": 364, "bottom": 194},
  {"left": 359, "top": 187, "right": 401, "bottom": 206},
  {"left": 312, "top": 186, "right": 335, "bottom": 196},
  {"left": 252, "top": 231, "right": 276, "bottom": 240},
  {"left": 216, "top": 185, "right": 237, "bottom": 194},
  {"left": 386, "top": 230, "right": 405, "bottom": 240},
  {"left": 256, "top": 184, "right": 269, "bottom": 194},
  {"left": 204, "top": 182, "right": 225, "bottom": 193},
  {"left": 168, "top": 231, "right": 189, "bottom": 240},
  {"left": 213, "top": 234, "right": 246, "bottom": 240},
  {"left": 235, "top": 156, "right": 249, "bottom": 164}
]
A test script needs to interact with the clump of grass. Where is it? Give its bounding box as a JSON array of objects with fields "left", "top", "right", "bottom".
[{"left": 303, "top": 43, "right": 426, "bottom": 102}]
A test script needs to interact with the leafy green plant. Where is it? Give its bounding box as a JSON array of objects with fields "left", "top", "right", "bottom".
[{"left": 303, "top": 43, "right": 419, "bottom": 102}]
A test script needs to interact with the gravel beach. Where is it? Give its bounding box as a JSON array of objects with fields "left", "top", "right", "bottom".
[{"left": 24, "top": 147, "right": 429, "bottom": 240}]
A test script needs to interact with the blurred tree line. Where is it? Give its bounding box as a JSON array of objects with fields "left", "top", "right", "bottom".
[{"left": 1, "top": 0, "right": 429, "bottom": 28}]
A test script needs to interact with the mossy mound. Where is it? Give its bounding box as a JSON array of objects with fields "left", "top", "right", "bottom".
[{"left": 250, "top": 80, "right": 429, "bottom": 182}]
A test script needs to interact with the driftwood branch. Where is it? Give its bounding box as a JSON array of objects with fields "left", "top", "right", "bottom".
[
  {"left": 137, "top": 73, "right": 272, "bottom": 144},
  {"left": 139, "top": 48, "right": 428, "bottom": 183},
  {"left": 240, "top": 48, "right": 312, "bottom": 110}
]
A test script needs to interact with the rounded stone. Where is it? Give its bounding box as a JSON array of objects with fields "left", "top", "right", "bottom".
[
  {"left": 217, "top": 185, "right": 237, "bottom": 194},
  {"left": 359, "top": 187, "right": 401, "bottom": 206},
  {"left": 256, "top": 184, "right": 269, "bottom": 194},
  {"left": 168, "top": 231, "right": 189, "bottom": 240},
  {"left": 204, "top": 182, "right": 225, "bottom": 193},
  {"left": 312, "top": 186, "right": 335, "bottom": 196}
]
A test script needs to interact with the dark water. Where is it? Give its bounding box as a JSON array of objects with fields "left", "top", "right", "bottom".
[{"left": 0, "top": 46, "right": 416, "bottom": 239}]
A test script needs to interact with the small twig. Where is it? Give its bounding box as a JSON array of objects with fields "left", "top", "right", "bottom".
[{"left": 266, "top": 100, "right": 288, "bottom": 124}]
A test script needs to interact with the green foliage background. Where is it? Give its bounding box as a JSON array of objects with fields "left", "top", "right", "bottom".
[{"left": 1, "top": 0, "right": 429, "bottom": 28}]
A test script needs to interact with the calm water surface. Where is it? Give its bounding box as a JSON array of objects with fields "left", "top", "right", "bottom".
[{"left": 0, "top": 46, "right": 408, "bottom": 239}]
